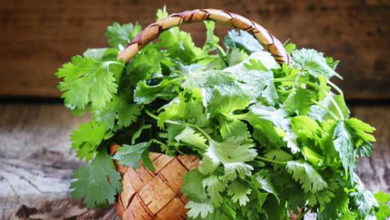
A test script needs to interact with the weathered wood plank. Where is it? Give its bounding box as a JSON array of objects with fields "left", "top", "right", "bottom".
[
  {"left": 0, "top": 0, "right": 389, "bottom": 99},
  {"left": 0, "top": 103, "right": 389, "bottom": 219}
]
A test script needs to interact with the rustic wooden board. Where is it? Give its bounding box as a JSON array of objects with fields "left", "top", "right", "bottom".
[
  {"left": 0, "top": 0, "right": 389, "bottom": 99},
  {"left": 0, "top": 103, "right": 389, "bottom": 219}
]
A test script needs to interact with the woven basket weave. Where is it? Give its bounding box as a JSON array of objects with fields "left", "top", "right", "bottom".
[
  {"left": 110, "top": 144, "right": 199, "bottom": 219},
  {"left": 113, "top": 9, "right": 289, "bottom": 220}
]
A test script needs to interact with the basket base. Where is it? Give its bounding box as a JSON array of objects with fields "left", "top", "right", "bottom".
[{"left": 110, "top": 144, "right": 199, "bottom": 220}]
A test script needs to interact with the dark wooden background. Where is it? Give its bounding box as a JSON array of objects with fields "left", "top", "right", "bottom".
[
  {"left": 0, "top": 0, "right": 389, "bottom": 100},
  {"left": 1, "top": 1, "right": 390, "bottom": 219}
]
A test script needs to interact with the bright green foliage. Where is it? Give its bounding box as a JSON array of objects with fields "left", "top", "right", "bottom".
[
  {"left": 286, "top": 160, "right": 328, "bottom": 193},
  {"left": 57, "top": 56, "right": 124, "bottom": 111},
  {"left": 70, "top": 151, "right": 121, "bottom": 209},
  {"left": 374, "top": 191, "right": 390, "bottom": 220},
  {"left": 57, "top": 7, "right": 389, "bottom": 220},
  {"left": 70, "top": 121, "right": 108, "bottom": 160},
  {"left": 105, "top": 22, "right": 141, "bottom": 48},
  {"left": 112, "top": 142, "right": 154, "bottom": 171}
]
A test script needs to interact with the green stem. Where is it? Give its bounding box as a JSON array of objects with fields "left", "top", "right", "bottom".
[
  {"left": 145, "top": 110, "right": 212, "bottom": 141},
  {"left": 327, "top": 80, "right": 343, "bottom": 95},
  {"left": 311, "top": 100, "right": 339, "bottom": 121},
  {"left": 273, "top": 78, "right": 318, "bottom": 90},
  {"left": 256, "top": 156, "right": 287, "bottom": 165}
]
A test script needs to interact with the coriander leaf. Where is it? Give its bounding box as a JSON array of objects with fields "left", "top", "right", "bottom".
[
  {"left": 70, "top": 151, "right": 121, "bottom": 209},
  {"left": 374, "top": 191, "right": 390, "bottom": 220},
  {"left": 291, "top": 115, "right": 321, "bottom": 143},
  {"left": 225, "top": 52, "right": 280, "bottom": 105},
  {"left": 292, "top": 48, "right": 341, "bottom": 79},
  {"left": 123, "top": 44, "right": 168, "bottom": 90},
  {"left": 243, "top": 105, "right": 299, "bottom": 153},
  {"left": 83, "top": 48, "right": 119, "bottom": 60},
  {"left": 112, "top": 142, "right": 153, "bottom": 170},
  {"left": 95, "top": 95, "right": 141, "bottom": 130},
  {"left": 156, "top": 6, "right": 168, "bottom": 21},
  {"left": 309, "top": 93, "right": 349, "bottom": 121},
  {"left": 70, "top": 121, "right": 108, "bottom": 160},
  {"left": 134, "top": 79, "right": 177, "bottom": 104},
  {"left": 318, "top": 185, "right": 350, "bottom": 220},
  {"left": 182, "top": 169, "right": 208, "bottom": 202},
  {"left": 199, "top": 137, "right": 257, "bottom": 180},
  {"left": 219, "top": 119, "right": 250, "bottom": 140},
  {"left": 105, "top": 22, "right": 141, "bottom": 48},
  {"left": 253, "top": 170, "right": 279, "bottom": 203},
  {"left": 345, "top": 118, "right": 376, "bottom": 157},
  {"left": 157, "top": 23, "right": 203, "bottom": 64},
  {"left": 224, "top": 30, "right": 263, "bottom": 53},
  {"left": 284, "top": 42, "right": 296, "bottom": 54},
  {"left": 186, "top": 201, "right": 214, "bottom": 219},
  {"left": 286, "top": 160, "right": 328, "bottom": 193},
  {"left": 202, "top": 21, "right": 220, "bottom": 53},
  {"left": 57, "top": 56, "right": 124, "bottom": 110},
  {"left": 227, "top": 180, "right": 252, "bottom": 206},
  {"left": 206, "top": 84, "right": 251, "bottom": 117},
  {"left": 175, "top": 127, "right": 208, "bottom": 150},
  {"left": 333, "top": 121, "right": 355, "bottom": 178},
  {"left": 202, "top": 175, "right": 226, "bottom": 206},
  {"left": 284, "top": 86, "right": 315, "bottom": 115},
  {"left": 350, "top": 178, "right": 379, "bottom": 218},
  {"left": 226, "top": 48, "right": 248, "bottom": 66},
  {"left": 158, "top": 98, "right": 209, "bottom": 128},
  {"left": 264, "top": 149, "right": 293, "bottom": 162}
]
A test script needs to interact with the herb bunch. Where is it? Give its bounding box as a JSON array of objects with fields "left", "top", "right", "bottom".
[{"left": 57, "top": 8, "right": 390, "bottom": 220}]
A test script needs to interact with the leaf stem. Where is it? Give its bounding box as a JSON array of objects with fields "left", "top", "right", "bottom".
[
  {"left": 256, "top": 156, "right": 287, "bottom": 165},
  {"left": 311, "top": 100, "right": 339, "bottom": 121},
  {"left": 145, "top": 110, "right": 212, "bottom": 140}
]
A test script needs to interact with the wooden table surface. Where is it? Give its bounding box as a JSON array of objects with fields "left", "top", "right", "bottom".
[{"left": 0, "top": 103, "right": 389, "bottom": 219}]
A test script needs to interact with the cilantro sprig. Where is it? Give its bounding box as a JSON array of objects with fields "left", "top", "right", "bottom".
[{"left": 58, "top": 7, "right": 389, "bottom": 219}]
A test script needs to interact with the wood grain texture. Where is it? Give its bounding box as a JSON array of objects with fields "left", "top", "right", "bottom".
[
  {"left": 0, "top": 103, "right": 389, "bottom": 219},
  {"left": 0, "top": 0, "right": 389, "bottom": 99}
]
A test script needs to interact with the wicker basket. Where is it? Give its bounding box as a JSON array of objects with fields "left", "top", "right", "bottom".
[{"left": 112, "top": 9, "right": 289, "bottom": 220}]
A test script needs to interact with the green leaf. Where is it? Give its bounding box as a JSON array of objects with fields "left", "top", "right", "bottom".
[
  {"left": 284, "top": 86, "right": 315, "bottom": 115},
  {"left": 286, "top": 160, "right": 328, "bottom": 193},
  {"left": 333, "top": 121, "right": 355, "bottom": 178},
  {"left": 227, "top": 180, "right": 252, "bottom": 206},
  {"left": 134, "top": 79, "right": 177, "bottom": 104},
  {"left": 224, "top": 30, "right": 263, "bottom": 53},
  {"left": 318, "top": 186, "right": 350, "bottom": 220},
  {"left": 199, "top": 137, "right": 257, "bottom": 180},
  {"left": 202, "top": 175, "right": 226, "bottom": 206},
  {"left": 345, "top": 118, "right": 376, "bottom": 157},
  {"left": 202, "top": 21, "right": 220, "bottom": 53},
  {"left": 95, "top": 95, "right": 141, "bottom": 130},
  {"left": 83, "top": 48, "right": 119, "bottom": 60},
  {"left": 70, "top": 151, "right": 121, "bottom": 209},
  {"left": 182, "top": 169, "right": 208, "bottom": 202},
  {"left": 105, "top": 22, "right": 141, "bottom": 48},
  {"left": 226, "top": 48, "right": 248, "bottom": 66},
  {"left": 175, "top": 127, "right": 208, "bottom": 150},
  {"left": 219, "top": 119, "right": 250, "bottom": 140},
  {"left": 374, "top": 191, "right": 390, "bottom": 220},
  {"left": 292, "top": 48, "right": 341, "bottom": 79},
  {"left": 309, "top": 93, "right": 350, "bottom": 121},
  {"left": 350, "top": 178, "right": 379, "bottom": 218},
  {"left": 186, "top": 201, "right": 214, "bottom": 219},
  {"left": 243, "top": 105, "right": 299, "bottom": 153},
  {"left": 70, "top": 121, "right": 108, "bottom": 160},
  {"left": 57, "top": 56, "right": 124, "bottom": 111},
  {"left": 112, "top": 142, "right": 154, "bottom": 170},
  {"left": 253, "top": 170, "right": 279, "bottom": 203}
]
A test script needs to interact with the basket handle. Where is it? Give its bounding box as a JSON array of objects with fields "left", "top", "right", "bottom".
[{"left": 118, "top": 9, "right": 289, "bottom": 63}]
